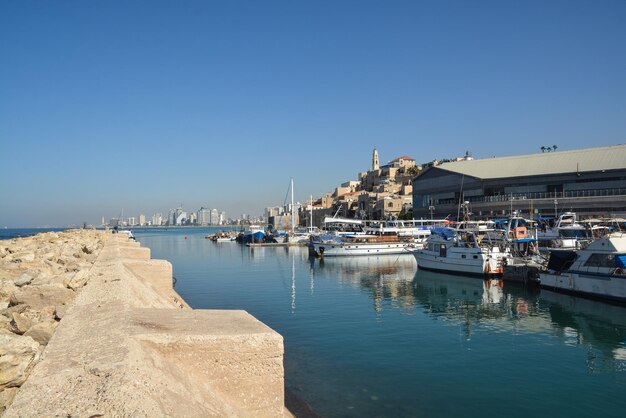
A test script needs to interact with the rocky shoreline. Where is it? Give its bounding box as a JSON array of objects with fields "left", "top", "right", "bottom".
[{"left": 0, "top": 229, "right": 105, "bottom": 412}]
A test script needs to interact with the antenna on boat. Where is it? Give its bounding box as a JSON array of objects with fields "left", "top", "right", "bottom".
[{"left": 456, "top": 175, "right": 465, "bottom": 223}]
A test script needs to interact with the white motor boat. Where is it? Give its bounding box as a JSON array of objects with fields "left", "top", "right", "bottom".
[
  {"left": 539, "top": 232, "right": 626, "bottom": 303},
  {"left": 412, "top": 228, "right": 510, "bottom": 277},
  {"left": 537, "top": 212, "right": 592, "bottom": 252}
]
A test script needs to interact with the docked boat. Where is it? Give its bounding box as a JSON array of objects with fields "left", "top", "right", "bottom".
[
  {"left": 266, "top": 230, "right": 288, "bottom": 243},
  {"left": 207, "top": 230, "right": 237, "bottom": 242},
  {"left": 309, "top": 232, "right": 414, "bottom": 257},
  {"left": 363, "top": 219, "right": 435, "bottom": 244},
  {"left": 321, "top": 217, "right": 366, "bottom": 236},
  {"left": 412, "top": 227, "right": 510, "bottom": 277},
  {"left": 539, "top": 232, "right": 626, "bottom": 303},
  {"left": 537, "top": 212, "right": 592, "bottom": 252},
  {"left": 241, "top": 225, "right": 266, "bottom": 244},
  {"left": 289, "top": 226, "right": 322, "bottom": 244}
]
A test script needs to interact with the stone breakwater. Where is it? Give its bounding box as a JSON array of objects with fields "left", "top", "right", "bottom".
[
  {"left": 0, "top": 230, "right": 287, "bottom": 417},
  {"left": 0, "top": 229, "right": 104, "bottom": 412}
]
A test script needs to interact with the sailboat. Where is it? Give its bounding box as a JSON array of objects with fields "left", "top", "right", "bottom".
[
  {"left": 266, "top": 178, "right": 297, "bottom": 244},
  {"left": 290, "top": 195, "right": 320, "bottom": 243}
]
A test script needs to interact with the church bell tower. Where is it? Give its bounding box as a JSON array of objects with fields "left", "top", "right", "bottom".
[{"left": 372, "top": 147, "right": 380, "bottom": 171}]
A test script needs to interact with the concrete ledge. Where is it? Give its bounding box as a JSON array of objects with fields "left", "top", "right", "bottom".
[
  {"left": 4, "top": 232, "right": 287, "bottom": 417},
  {"left": 120, "top": 245, "right": 151, "bottom": 260},
  {"left": 123, "top": 258, "right": 190, "bottom": 309},
  {"left": 133, "top": 309, "right": 285, "bottom": 417}
]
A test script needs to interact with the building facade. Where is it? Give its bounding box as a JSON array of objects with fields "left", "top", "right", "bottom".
[
  {"left": 412, "top": 144, "right": 626, "bottom": 220},
  {"left": 197, "top": 207, "right": 210, "bottom": 226},
  {"left": 210, "top": 209, "right": 219, "bottom": 225}
]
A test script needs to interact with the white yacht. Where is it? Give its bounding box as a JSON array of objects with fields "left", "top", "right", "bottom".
[
  {"left": 539, "top": 232, "right": 626, "bottom": 303},
  {"left": 309, "top": 232, "right": 414, "bottom": 257},
  {"left": 412, "top": 228, "right": 510, "bottom": 277}
]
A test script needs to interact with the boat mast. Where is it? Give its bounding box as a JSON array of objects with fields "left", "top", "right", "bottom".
[
  {"left": 310, "top": 195, "right": 313, "bottom": 230},
  {"left": 291, "top": 177, "right": 295, "bottom": 235}
]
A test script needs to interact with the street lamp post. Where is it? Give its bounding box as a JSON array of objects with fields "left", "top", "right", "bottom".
[{"left": 428, "top": 205, "right": 435, "bottom": 220}]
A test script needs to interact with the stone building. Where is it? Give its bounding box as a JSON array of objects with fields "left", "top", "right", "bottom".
[{"left": 315, "top": 149, "right": 418, "bottom": 221}]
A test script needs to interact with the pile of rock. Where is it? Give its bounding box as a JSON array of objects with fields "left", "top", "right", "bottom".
[{"left": 0, "top": 230, "right": 104, "bottom": 413}]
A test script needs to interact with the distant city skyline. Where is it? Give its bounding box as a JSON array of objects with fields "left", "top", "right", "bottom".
[
  {"left": 103, "top": 204, "right": 234, "bottom": 228},
  {"left": 2, "top": 1, "right": 626, "bottom": 227}
]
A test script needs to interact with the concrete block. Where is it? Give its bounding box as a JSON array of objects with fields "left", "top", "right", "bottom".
[
  {"left": 132, "top": 309, "right": 285, "bottom": 417},
  {"left": 123, "top": 259, "right": 173, "bottom": 293},
  {"left": 119, "top": 246, "right": 150, "bottom": 260}
]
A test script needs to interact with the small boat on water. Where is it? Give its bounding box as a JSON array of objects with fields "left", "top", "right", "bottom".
[
  {"left": 539, "top": 232, "right": 626, "bottom": 303},
  {"left": 205, "top": 231, "right": 237, "bottom": 242},
  {"left": 413, "top": 227, "right": 510, "bottom": 277}
]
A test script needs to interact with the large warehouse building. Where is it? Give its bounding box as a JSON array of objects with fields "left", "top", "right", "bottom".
[{"left": 412, "top": 144, "right": 626, "bottom": 220}]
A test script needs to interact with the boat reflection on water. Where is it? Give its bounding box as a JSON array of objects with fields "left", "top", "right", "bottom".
[
  {"left": 413, "top": 270, "right": 626, "bottom": 369},
  {"left": 412, "top": 270, "right": 550, "bottom": 341},
  {"left": 313, "top": 254, "right": 417, "bottom": 281},
  {"left": 312, "top": 254, "right": 626, "bottom": 369},
  {"left": 539, "top": 289, "right": 626, "bottom": 369},
  {"left": 310, "top": 254, "right": 417, "bottom": 313}
]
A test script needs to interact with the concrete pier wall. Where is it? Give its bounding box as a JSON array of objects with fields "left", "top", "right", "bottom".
[{"left": 2, "top": 231, "right": 287, "bottom": 417}]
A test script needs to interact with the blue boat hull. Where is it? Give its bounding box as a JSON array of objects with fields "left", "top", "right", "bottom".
[{"left": 243, "top": 231, "right": 265, "bottom": 243}]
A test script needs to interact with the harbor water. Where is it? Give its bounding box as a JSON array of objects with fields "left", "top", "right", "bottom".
[
  {"left": 133, "top": 227, "right": 626, "bottom": 417},
  {"left": 128, "top": 228, "right": 626, "bottom": 417},
  {"left": 11, "top": 228, "right": 624, "bottom": 417}
]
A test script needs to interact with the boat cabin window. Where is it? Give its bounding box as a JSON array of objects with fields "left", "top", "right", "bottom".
[
  {"left": 584, "top": 253, "right": 615, "bottom": 268},
  {"left": 560, "top": 229, "right": 591, "bottom": 239},
  {"left": 439, "top": 244, "right": 447, "bottom": 258}
]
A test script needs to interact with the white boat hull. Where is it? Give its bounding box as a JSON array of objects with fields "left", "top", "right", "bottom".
[
  {"left": 539, "top": 271, "right": 626, "bottom": 302},
  {"left": 413, "top": 248, "right": 505, "bottom": 277}
]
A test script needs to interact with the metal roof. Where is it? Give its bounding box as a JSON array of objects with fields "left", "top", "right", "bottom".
[{"left": 435, "top": 144, "right": 626, "bottom": 179}]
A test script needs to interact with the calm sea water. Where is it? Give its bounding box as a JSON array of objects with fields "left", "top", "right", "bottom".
[
  {"left": 7, "top": 228, "right": 625, "bottom": 417},
  {"left": 0, "top": 228, "right": 66, "bottom": 240}
]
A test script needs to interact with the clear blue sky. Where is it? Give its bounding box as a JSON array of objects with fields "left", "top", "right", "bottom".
[{"left": 1, "top": 0, "right": 625, "bottom": 227}]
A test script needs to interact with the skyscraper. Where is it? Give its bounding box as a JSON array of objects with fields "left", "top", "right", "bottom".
[
  {"left": 197, "top": 207, "right": 210, "bottom": 226},
  {"left": 210, "top": 209, "right": 219, "bottom": 225}
]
